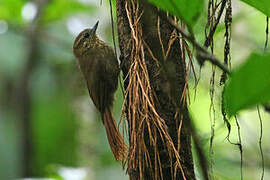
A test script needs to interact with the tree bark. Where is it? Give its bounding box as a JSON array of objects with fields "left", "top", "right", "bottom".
[{"left": 116, "top": 1, "right": 195, "bottom": 179}]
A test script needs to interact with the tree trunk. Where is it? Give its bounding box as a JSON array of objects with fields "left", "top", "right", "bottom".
[
  {"left": 15, "top": 0, "right": 49, "bottom": 177},
  {"left": 116, "top": 1, "right": 195, "bottom": 179}
]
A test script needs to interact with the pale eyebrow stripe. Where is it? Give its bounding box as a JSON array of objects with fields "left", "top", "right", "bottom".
[
  {"left": 74, "top": 35, "right": 84, "bottom": 48},
  {"left": 74, "top": 29, "right": 91, "bottom": 48}
]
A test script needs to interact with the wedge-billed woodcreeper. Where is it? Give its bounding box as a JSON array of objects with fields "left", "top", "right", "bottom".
[{"left": 73, "top": 21, "right": 127, "bottom": 161}]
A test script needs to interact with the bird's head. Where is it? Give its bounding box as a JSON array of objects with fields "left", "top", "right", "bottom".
[{"left": 73, "top": 21, "right": 99, "bottom": 57}]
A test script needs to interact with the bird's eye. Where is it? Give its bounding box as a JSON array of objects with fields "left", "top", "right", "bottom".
[{"left": 84, "top": 32, "right": 90, "bottom": 38}]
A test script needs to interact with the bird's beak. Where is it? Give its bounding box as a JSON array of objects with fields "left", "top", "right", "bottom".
[{"left": 92, "top": 21, "right": 99, "bottom": 34}]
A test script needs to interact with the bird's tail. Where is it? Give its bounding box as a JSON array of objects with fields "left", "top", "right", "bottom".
[{"left": 102, "top": 108, "right": 127, "bottom": 161}]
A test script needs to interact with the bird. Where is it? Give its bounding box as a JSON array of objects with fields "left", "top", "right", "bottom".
[{"left": 73, "top": 21, "right": 127, "bottom": 161}]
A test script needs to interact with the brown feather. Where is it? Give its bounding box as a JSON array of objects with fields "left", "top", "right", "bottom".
[{"left": 103, "top": 108, "right": 127, "bottom": 161}]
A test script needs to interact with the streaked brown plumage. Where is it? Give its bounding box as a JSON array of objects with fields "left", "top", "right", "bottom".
[{"left": 73, "top": 21, "right": 127, "bottom": 161}]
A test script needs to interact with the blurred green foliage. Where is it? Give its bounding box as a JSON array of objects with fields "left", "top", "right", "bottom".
[
  {"left": 32, "top": 90, "right": 78, "bottom": 175},
  {"left": 149, "top": 0, "right": 203, "bottom": 26},
  {"left": 43, "top": 0, "right": 94, "bottom": 24},
  {"left": 0, "top": 112, "right": 21, "bottom": 179},
  {"left": 0, "top": 0, "right": 25, "bottom": 24}
]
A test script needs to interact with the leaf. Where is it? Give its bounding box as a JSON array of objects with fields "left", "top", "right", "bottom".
[
  {"left": 224, "top": 53, "right": 270, "bottom": 117},
  {"left": 148, "top": 0, "right": 203, "bottom": 26},
  {"left": 42, "top": 0, "right": 95, "bottom": 23},
  {"left": 240, "top": 0, "right": 270, "bottom": 17},
  {"left": 0, "top": 0, "right": 24, "bottom": 24}
]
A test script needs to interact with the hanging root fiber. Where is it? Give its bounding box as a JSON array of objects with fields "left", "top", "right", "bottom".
[{"left": 121, "top": 0, "right": 191, "bottom": 179}]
